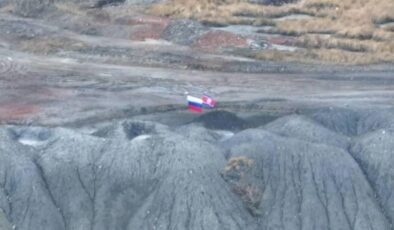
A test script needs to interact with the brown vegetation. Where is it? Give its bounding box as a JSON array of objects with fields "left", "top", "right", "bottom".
[
  {"left": 223, "top": 156, "right": 254, "bottom": 177},
  {"left": 18, "top": 37, "right": 86, "bottom": 55},
  {"left": 148, "top": 0, "right": 394, "bottom": 64},
  {"left": 222, "top": 156, "right": 262, "bottom": 215},
  {"left": 194, "top": 30, "right": 248, "bottom": 49},
  {"left": 233, "top": 184, "right": 262, "bottom": 216}
]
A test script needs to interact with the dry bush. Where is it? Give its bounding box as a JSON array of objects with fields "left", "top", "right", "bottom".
[
  {"left": 233, "top": 184, "right": 262, "bottom": 216},
  {"left": 223, "top": 156, "right": 254, "bottom": 175},
  {"left": 222, "top": 156, "right": 262, "bottom": 216}
]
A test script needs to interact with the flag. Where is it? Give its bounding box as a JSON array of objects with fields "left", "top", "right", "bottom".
[
  {"left": 202, "top": 95, "right": 216, "bottom": 108},
  {"left": 187, "top": 95, "right": 203, "bottom": 112}
]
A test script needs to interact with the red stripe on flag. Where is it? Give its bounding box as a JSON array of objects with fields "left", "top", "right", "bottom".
[
  {"left": 188, "top": 105, "right": 203, "bottom": 112},
  {"left": 202, "top": 95, "right": 216, "bottom": 108}
]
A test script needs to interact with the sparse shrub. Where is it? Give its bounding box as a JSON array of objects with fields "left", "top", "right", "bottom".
[
  {"left": 223, "top": 156, "right": 254, "bottom": 180},
  {"left": 233, "top": 184, "right": 263, "bottom": 216},
  {"left": 222, "top": 156, "right": 262, "bottom": 216}
]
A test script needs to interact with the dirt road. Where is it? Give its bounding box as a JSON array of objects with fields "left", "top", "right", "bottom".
[{"left": 0, "top": 9, "right": 393, "bottom": 126}]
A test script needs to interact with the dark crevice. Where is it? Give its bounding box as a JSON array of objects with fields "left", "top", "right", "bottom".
[
  {"left": 346, "top": 144, "right": 394, "bottom": 230},
  {"left": 32, "top": 158, "right": 67, "bottom": 230},
  {"left": 21, "top": 189, "right": 31, "bottom": 227},
  {"left": 351, "top": 183, "right": 359, "bottom": 229},
  {"left": 279, "top": 164, "right": 287, "bottom": 230},
  {"left": 1, "top": 170, "right": 13, "bottom": 224},
  {"left": 330, "top": 173, "right": 353, "bottom": 230},
  {"left": 184, "top": 195, "right": 192, "bottom": 229},
  {"left": 167, "top": 185, "right": 177, "bottom": 230},
  {"left": 76, "top": 167, "right": 95, "bottom": 230},
  {"left": 309, "top": 159, "right": 330, "bottom": 230},
  {"left": 290, "top": 154, "right": 303, "bottom": 230},
  {"left": 322, "top": 176, "right": 331, "bottom": 230}
]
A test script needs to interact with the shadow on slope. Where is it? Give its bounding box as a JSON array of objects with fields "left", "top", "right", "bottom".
[
  {"left": 192, "top": 110, "right": 249, "bottom": 131},
  {"left": 311, "top": 107, "right": 394, "bottom": 136},
  {"left": 222, "top": 128, "right": 391, "bottom": 229},
  {"left": 1, "top": 107, "right": 394, "bottom": 230},
  {"left": 0, "top": 121, "right": 258, "bottom": 230}
]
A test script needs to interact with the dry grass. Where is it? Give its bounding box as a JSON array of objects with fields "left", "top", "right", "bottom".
[
  {"left": 223, "top": 156, "right": 254, "bottom": 175},
  {"left": 296, "top": 35, "right": 394, "bottom": 52},
  {"left": 18, "top": 37, "right": 86, "bottom": 55},
  {"left": 254, "top": 48, "right": 394, "bottom": 64},
  {"left": 148, "top": 0, "right": 394, "bottom": 64},
  {"left": 275, "top": 18, "right": 337, "bottom": 35}
]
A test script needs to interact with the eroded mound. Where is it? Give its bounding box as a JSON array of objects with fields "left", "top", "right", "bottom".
[
  {"left": 1, "top": 108, "right": 394, "bottom": 230},
  {"left": 312, "top": 108, "right": 394, "bottom": 136}
]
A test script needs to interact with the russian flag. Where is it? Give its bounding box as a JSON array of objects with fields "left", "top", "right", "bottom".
[
  {"left": 187, "top": 95, "right": 203, "bottom": 112},
  {"left": 202, "top": 95, "right": 216, "bottom": 108}
]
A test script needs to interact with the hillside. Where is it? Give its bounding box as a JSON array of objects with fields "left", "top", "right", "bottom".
[
  {"left": 0, "top": 0, "right": 394, "bottom": 230},
  {"left": 149, "top": 0, "right": 394, "bottom": 64},
  {"left": 2, "top": 109, "right": 394, "bottom": 230}
]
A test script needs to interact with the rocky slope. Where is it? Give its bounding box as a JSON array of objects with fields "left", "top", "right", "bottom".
[{"left": 1, "top": 109, "right": 394, "bottom": 230}]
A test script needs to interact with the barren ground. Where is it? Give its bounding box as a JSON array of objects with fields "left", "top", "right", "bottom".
[
  {"left": 1, "top": 2, "right": 394, "bottom": 230},
  {"left": 0, "top": 5, "right": 393, "bottom": 126}
]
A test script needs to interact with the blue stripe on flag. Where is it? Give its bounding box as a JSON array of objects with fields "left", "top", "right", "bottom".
[{"left": 188, "top": 101, "right": 202, "bottom": 108}]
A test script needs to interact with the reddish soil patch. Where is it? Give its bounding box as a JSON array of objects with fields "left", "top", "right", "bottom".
[
  {"left": 194, "top": 30, "right": 248, "bottom": 49},
  {"left": 0, "top": 104, "right": 39, "bottom": 122},
  {"left": 126, "top": 15, "right": 170, "bottom": 41},
  {"left": 129, "top": 24, "right": 168, "bottom": 41},
  {"left": 127, "top": 15, "right": 170, "bottom": 26}
]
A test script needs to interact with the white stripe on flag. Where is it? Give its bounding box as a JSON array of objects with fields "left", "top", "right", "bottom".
[{"left": 187, "top": 95, "right": 203, "bottom": 104}]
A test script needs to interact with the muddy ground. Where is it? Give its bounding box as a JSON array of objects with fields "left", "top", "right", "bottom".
[{"left": 0, "top": 2, "right": 394, "bottom": 230}]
